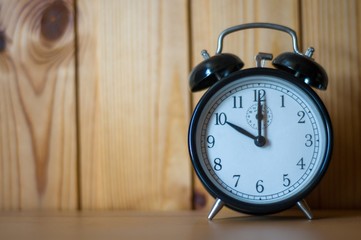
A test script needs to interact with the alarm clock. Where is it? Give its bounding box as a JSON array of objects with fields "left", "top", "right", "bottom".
[{"left": 188, "top": 23, "right": 333, "bottom": 220}]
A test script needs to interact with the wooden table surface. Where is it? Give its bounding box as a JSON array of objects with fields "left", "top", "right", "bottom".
[{"left": 0, "top": 209, "right": 360, "bottom": 240}]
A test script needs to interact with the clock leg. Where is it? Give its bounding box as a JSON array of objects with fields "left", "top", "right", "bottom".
[
  {"left": 297, "top": 199, "right": 313, "bottom": 220},
  {"left": 208, "top": 198, "right": 224, "bottom": 220}
]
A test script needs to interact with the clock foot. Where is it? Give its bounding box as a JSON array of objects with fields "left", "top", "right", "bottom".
[
  {"left": 208, "top": 198, "right": 224, "bottom": 220},
  {"left": 297, "top": 199, "right": 313, "bottom": 220}
]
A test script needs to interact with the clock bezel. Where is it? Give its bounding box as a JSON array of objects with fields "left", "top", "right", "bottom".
[{"left": 188, "top": 68, "right": 333, "bottom": 215}]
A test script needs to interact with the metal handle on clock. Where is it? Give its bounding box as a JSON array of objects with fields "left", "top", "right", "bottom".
[{"left": 215, "top": 22, "right": 302, "bottom": 55}]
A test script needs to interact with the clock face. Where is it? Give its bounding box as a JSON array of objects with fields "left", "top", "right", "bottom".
[{"left": 189, "top": 68, "right": 332, "bottom": 214}]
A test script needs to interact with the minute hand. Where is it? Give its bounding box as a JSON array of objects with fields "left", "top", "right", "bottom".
[
  {"left": 255, "top": 93, "right": 266, "bottom": 147},
  {"left": 226, "top": 121, "right": 256, "bottom": 140},
  {"left": 257, "top": 93, "right": 263, "bottom": 138}
]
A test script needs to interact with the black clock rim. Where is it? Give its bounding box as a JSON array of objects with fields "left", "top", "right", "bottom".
[{"left": 188, "top": 67, "right": 333, "bottom": 215}]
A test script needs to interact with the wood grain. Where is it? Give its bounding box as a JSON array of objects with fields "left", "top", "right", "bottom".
[
  {"left": 77, "top": 0, "right": 191, "bottom": 210},
  {"left": 0, "top": 0, "right": 360, "bottom": 211},
  {"left": 301, "top": 0, "right": 361, "bottom": 209},
  {"left": 0, "top": 0, "right": 77, "bottom": 209},
  {"left": 190, "top": 0, "right": 300, "bottom": 210}
]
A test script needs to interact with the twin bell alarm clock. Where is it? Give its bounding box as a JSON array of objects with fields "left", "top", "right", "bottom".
[{"left": 188, "top": 23, "right": 333, "bottom": 220}]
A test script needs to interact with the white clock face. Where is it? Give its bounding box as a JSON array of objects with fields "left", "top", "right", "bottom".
[{"left": 194, "top": 74, "right": 329, "bottom": 205}]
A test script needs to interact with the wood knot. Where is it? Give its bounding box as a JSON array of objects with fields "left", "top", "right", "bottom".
[
  {"left": 40, "top": 1, "right": 70, "bottom": 41},
  {"left": 0, "top": 30, "right": 5, "bottom": 52},
  {"left": 193, "top": 191, "right": 207, "bottom": 210}
]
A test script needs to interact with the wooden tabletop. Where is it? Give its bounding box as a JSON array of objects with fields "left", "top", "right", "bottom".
[{"left": 0, "top": 210, "right": 360, "bottom": 240}]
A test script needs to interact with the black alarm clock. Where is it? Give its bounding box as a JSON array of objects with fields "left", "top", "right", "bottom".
[{"left": 188, "top": 23, "right": 333, "bottom": 220}]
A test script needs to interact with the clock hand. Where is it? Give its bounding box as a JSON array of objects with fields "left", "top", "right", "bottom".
[
  {"left": 226, "top": 121, "right": 256, "bottom": 140},
  {"left": 255, "top": 93, "right": 266, "bottom": 147},
  {"left": 257, "top": 93, "right": 263, "bottom": 137}
]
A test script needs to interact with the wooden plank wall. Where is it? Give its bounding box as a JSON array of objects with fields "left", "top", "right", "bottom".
[
  {"left": 76, "top": 0, "right": 191, "bottom": 210},
  {"left": 0, "top": 0, "right": 77, "bottom": 209},
  {"left": 0, "top": 0, "right": 360, "bottom": 211}
]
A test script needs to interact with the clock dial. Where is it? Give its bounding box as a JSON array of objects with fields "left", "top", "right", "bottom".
[{"left": 189, "top": 68, "right": 332, "bottom": 213}]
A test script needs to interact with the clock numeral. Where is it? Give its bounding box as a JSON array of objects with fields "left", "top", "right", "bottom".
[
  {"left": 215, "top": 112, "right": 227, "bottom": 125},
  {"left": 256, "top": 180, "right": 264, "bottom": 193},
  {"left": 232, "top": 96, "right": 243, "bottom": 108},
  {"left": 213, "top": 158, "right": 222, "bottom": 171},
  {"left": 280, "top": 95, "right": 285, "bottom": 108},
  {"left": 297, "top": 111, "right": 306, "bottom": 123},
  {"left": 283, "top": 174, "right": 291, "bottom": 187},
  {"left": 253, "top": 89, "right": 266, "bottom": 102},
  {"left": 207, "top": 135, "right": 215, "bottom": 148},
  {"left": 305, "top": 134, "right": 313, "bottom": 147},
  {"left": 297, "top": 157, "right": 306, "bottom": 170},
  {"left": 233, "top": 175, "right": 241, "bottom": 187}
]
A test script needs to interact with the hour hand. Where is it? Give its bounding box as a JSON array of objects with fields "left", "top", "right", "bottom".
[{"left": 226, "top": 121, "right": 256, "bottom": 140}]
